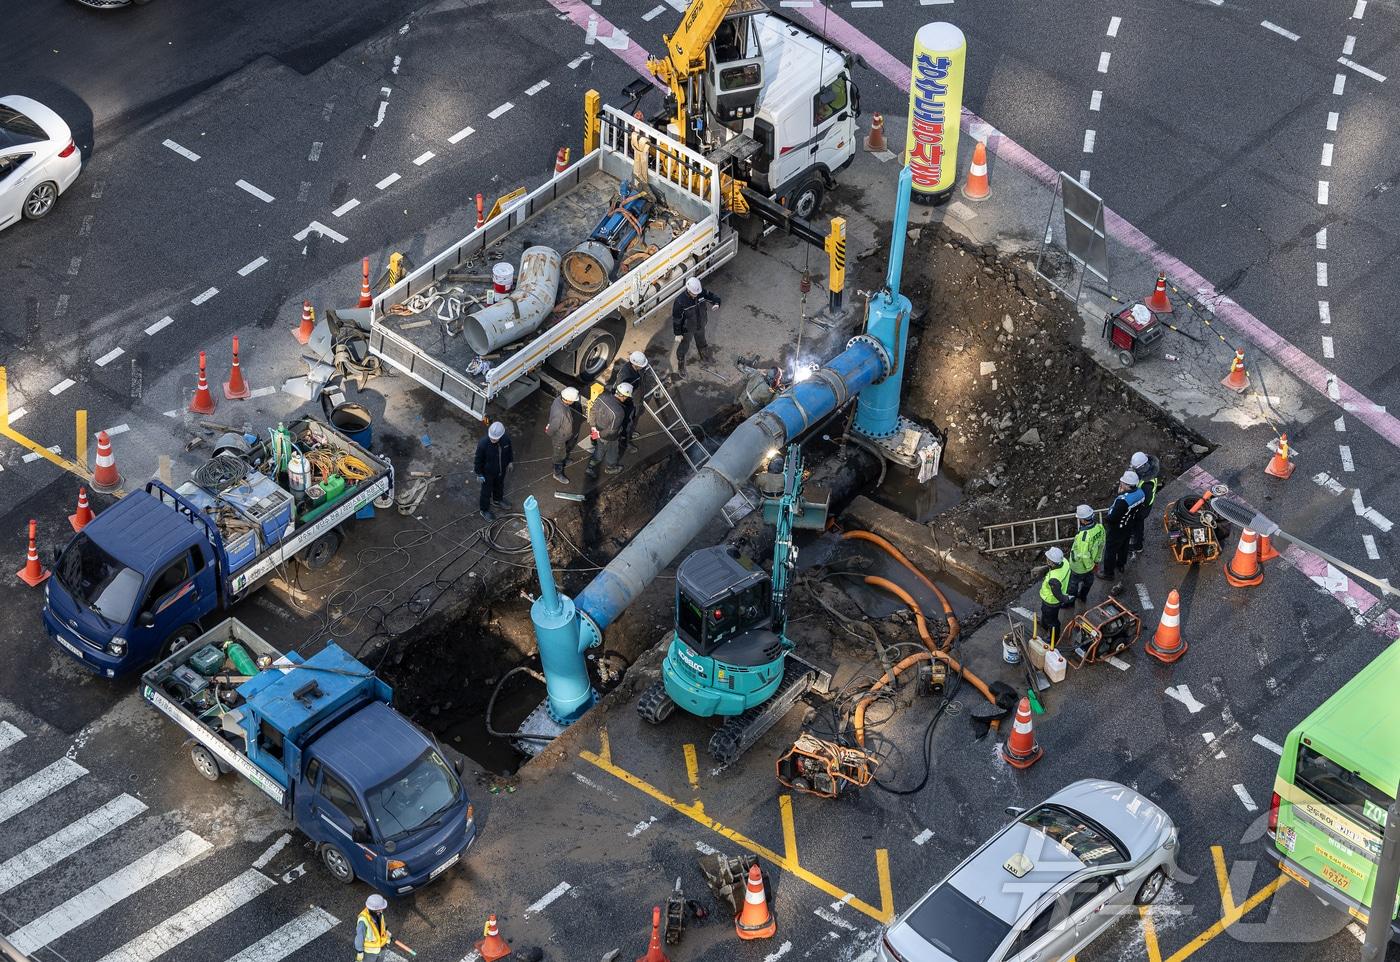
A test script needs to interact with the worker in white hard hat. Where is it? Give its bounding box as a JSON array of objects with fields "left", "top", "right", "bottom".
[
  {"left": 606, "top": 349, "right": 650, "bottom": 395},
  {"left": 355, "top": 893, "right": 391, "bottom": 960},
  {"left": 587, "top": 382, "right": 636, "bottom": 478},
  {"left": 473, "top": 421, "right": 514, "bottom": 521},
  {"left": 1038, "top": 546, "right": 1074, "bottom": 644},
  {"left": 546, "top": 387, "right": 584, "bottom": 484},
  {"left": 1101, "top": 469, "right": 1144, "bottom": 592},
  {"left": 670, "top": 275, "right": 722, "bottom": 377},
  {"left": 1067, "top": 504, "right": 1104, "bottom": 611},
  {"left": 1126, "top": 450, "right": 1161, "bottom": 554}
]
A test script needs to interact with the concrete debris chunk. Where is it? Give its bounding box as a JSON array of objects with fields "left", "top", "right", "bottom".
[{"left": 1017, "top": 427, "right": 1040, "bottom": 445}]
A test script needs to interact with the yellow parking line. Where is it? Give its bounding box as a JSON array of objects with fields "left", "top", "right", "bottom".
[
  {"left": 0, "top": 366, "right": 93, "bottom": 482},
  {"left": 1140, "top": 906, "right": 1163, "bottom": 962},
  {"left": 75, "top": 410, "right": 87, "bottom": 471},
  {"left": 876, "top": 849, "right": 894, "bottom": 921},
  {"left": 1163, "top": 874, "right": 1289, "bottom": 962},
  {"left": 684, "top": 743, "right": 700, "bottom": 794},
  {"left": 1210, "top": 846, "right": 1234, "bottom": 916},
  {"left": 779, "top": 794, "right": 799, "bottom": 864}
]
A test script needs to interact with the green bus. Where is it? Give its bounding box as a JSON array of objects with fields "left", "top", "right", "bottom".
[{"left": 1269, "top": 639, "right": 1399, "bottom": 936}]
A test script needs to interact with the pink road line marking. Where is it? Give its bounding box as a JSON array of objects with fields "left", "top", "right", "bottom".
[
  {"left": 543, "top": 0, "right": 661, "bottom": 82},
  {"left": 787, "top": 2, "right": 1400, "bottom": 452},
  {"left": 1183, "top": 466, "right": 1400, "bottom": 638}
]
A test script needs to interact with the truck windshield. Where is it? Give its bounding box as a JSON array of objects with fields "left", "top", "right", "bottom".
[
  {"left": 366, "top": 748, "right": 461, "bottom": 841},
  {"left": 55, "top": 534, "right": 142, "bottom": 626}
]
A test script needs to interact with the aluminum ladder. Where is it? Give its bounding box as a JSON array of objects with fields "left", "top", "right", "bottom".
[
  {"left": 640, "top": 372, "right": 754, "bottom": 527},
  {"left": 980, "top": 507, "right": 1109, "bottom": 554}
]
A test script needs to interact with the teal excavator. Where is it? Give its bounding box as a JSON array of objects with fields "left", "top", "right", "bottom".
[{"left": 637, "top": 445, "right": 831, "bottom": 765}]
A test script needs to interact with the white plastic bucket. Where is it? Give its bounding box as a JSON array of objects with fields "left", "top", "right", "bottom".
[{"left": 492, "top": 262, "right": 515, "bottom": 294}]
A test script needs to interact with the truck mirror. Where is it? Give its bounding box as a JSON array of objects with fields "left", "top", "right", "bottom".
[{"left": 138, "top": 611, "right": 156, "bottom": 629}]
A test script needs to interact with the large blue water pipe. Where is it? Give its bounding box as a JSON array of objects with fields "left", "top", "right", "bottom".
[
  {"left": 853, "top": 164, "right": 914, "bottom": 440},
  {"left": 523, "top": 495, "right": 594, "bottom": 723}
]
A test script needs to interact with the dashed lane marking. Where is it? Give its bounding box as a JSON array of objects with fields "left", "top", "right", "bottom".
[
  {"left": 97, "top": 424, "right": 129, "bottom": 439},
  {"left": 248, "top": 386, "right": 276, "bottom": 399},
  {"left": 391, "top": 55, "right": 401, "bottom": 74},
  {"left": 1135, "top": 584, "right": 1153, "bottom": 610},
  {"left": 448, "top": 125, "right": 475, "bottom": 144},
  {"left": 49, "top": 379, "right": 75, "bottom": 396},
  {"left": 764, "top": 942, "right": 793, "bottom": 962},
  {"left": 1089, "top": 90, "right": 1102, "bottom": 111},
  {"left": 292, "top": 221, "right": 348, "bottom": 244},
  {"left": 7, "top": 407, "right": 27, "bottom": 425},
  {"left": 332, "top": 198, "right": 360, "bottom": 217},
  {"left": 1097, "top": 51, "right": 1111, "bottom": 72},
  {"left": 1327, "top": 110, "right": 1339, "bottom": 131},
  {"left": 488, "top": 101, "right": 515, "bottom": 119},
  {"left": 1107, "top": 16, "right": 1120, "bottom": 36},
  {"left": 373, "top": 102, "right": 389, "bottom": 127},
  {"left": 162, "top": 139, "right": 200, "bottom": 162},
  {"left": 1353, "top": 0, "right": 1367, "bottom": 17},
  {"left": 1322, "top": 336, "right": 1335, "bottom": 359},
  {"left": 1320, "top": 143, "right": 1334, "bottom": 166},
  {"left": 851, "top": 1, "right": 884, "bottom": 7},
  {"left": 145, "top": 315, "right": 174, "bottom": 336},
  {"left": 920, "top": 0, "right": 955, "bottom": 4},
  {"left": 235, "top": 180, "right": 275, "bottom": 204},
  {"left": 1338, "top": 57, "right": 1386, "bottom": 82},
  {"left": 1363, "top": 534, "right": 1379, "bottom": 560},
  {"left": 308, "top": 141, "right": 322, "bottom": 162},
  {"left": 1316, "top": 227, "right": 1327, "bottom": 249},
  {"left": 1333, "top": 73, "right": 1346, "bottom": 95},
  {"left": 523, "top": 881, "right": 571, "bottom": 918},
  {"left": 251, "top": 833, "right": 292, "bottom": 870},
  {"left": 1319, "top": 300, "right": 1330, "bottom": 324},
  {"left": 412, "top": 151, "right": 435, "bottom": 166},
  {"left": 376, "top": 173, "right": 401, "bottom": 189},
  {"left": 238, "top": 256, "right": 268, "bottom": 276},
  {"left": 1339, "top": 443, "right": 1352, "bottom": 470},
  {"left": 1078, "top": 170, "right": 1091, "bottom": 186},
  {"left": 1252, "top": 734, "right": 1283, "bottom": 755},
  {"left": 912, "top": 829, "right": 933, "bottom": 845},
  {"left": 1343, "top": 35, "right": 1356, "bottom": 56},
  {"left": 642, "top": 4, "right": 666, "bottom": 19},
  {"left": 1261, "top": 20, "right": 1300, "bottom": 41},
  {"left": 22, "top": 446, "right": 61, "bottom": 464},
  {"left": 1233, "top": 784, "right": 1259, "bottom": 812},
  {"left": 1082, "top": 129, "right": 1096, "bottom": 153},
  {"left": 1105, "top": 655, "right": 1131, "bottom": 671},
  {"left": 525, "top": 79, "right": 551, "bottom": 96},
  {"left": 780, "top": 1, "right": 814, "bottom": 5},
  {"left": 192, "top": 286, "right": 219, "bottom": 305},
  {"left": 568, "top": 53, "right": 593, "bottom": 68},
  {"left": 1318, "top": 181, "right": 1329, "bottom": 205},
  {"left": 1316, "top": 261, "right": 1328, "bottom": 285}
]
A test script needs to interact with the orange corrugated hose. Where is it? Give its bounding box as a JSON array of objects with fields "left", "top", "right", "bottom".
[{"left": 841, "top": 530, "right": 960, "bottom": 645}]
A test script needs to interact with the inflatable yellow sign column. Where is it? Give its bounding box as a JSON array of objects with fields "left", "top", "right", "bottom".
[{"left": 904, "top": 22, "right": 967, "bottom": 204}]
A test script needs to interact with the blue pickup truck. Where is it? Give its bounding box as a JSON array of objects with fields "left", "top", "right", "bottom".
[
  {"left": 44, "top": 416, "right": 393, "bottom": 677},
  {"left": 143, "top": 618, "right": 476, "bottom": 895}
]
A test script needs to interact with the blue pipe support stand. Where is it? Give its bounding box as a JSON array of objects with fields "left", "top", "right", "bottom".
[
  {"left": 522, "top": 496, "right": 595, "bottom": 724},
  {"left": 854, "top": 164, "right": 915, "bottom": 440}
]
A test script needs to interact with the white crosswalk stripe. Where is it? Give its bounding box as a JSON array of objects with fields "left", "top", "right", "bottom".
[
  {"left": 0, "top": 794, "right": 147, "bottom": 896},
  {"left": 0, "top": 757, "right": 87, "bottom": 824},
  {"left": 96, "top": 868, "right": 277, "bottom": 962},
  {"left": 0, "top": 720, "right": 25, "bottom": 753},
  {"left": 221, "top": 908, "right": 340, "bottom": 962},
  {"left": 6, "top": 830, "right": 212, "bottom": 955}
]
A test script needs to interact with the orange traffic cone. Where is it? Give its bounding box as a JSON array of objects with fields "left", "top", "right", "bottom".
[
  {"left": 358, "top": 257, "right": 373, "bottom": 308},
  {"left": 223, "top": 336, "right": 251, "bottom": 400},
  {"left": 636, "top": 906, "right": 671, "bottom": 962},
  {"left": 554, "top": 147, "right": 570, "bottom": 174},
  {"left": 475, "top": 193, "right": 486, "bottom": 230},
  {"left": 1221, "top": 349, "right": 1249, "bottom": 393},
  {"left": 863, "top": 112, "right": 886, "bottom": 152},
  {"left": 475, "top": 915, "right": 510, "bottom": 961},
  {"left": 1145, "top": 271, "right": 1174, "bottom": 314},
  {"left": 1146, "top": 589, "right": 1187, "bottom": 663},
  {"left": 962, "top": 140, "right": 989, "bottom": 201},
  {"left": 1258, "top": 534, "right": 1281, "bottom": 562},
  {"left": 16, "top": 520, "right": 49, "bottom": 587},
  {"left": 1000, "top": 696, "right": 1043, "bottom": 769},
  {"left": 92, "top": 430, "right": 122, "bottom": 493},
  {"left": 69, "top": 487, "right": 94, "bottom": 532},
  {"left": 293, "top": 300, "right": 315, "bottom": 345},
  {"left": 1265, "top": 434, "right": 1295, "bottom": 479},
  {"left": 735, "top": 864, "right": 776, "bottom": 940},
  {"left": 189, "top": 351, "right": 217, "bottom": 414},
  {"left": 1225, "top": 528, "right": 1265, "bottom": 588}
]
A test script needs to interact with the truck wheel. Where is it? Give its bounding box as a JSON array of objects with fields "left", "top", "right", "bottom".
[
  {"left": 576, "top": 328, "right": 619, "bottom": 380},
  {"left": 190, "top": 744, "right": 220, "bottom": 782},
  {"left": 300, "top": 530, "right": 342, "bottom": 571},
  {"left": 787, "top": 177, "right": 825, "bottom": 220},
  {"left": 320, "top": 843, "right": 356, "bottom": 884},
  {"left": 162, "top": 624, "right": 202, "bottom": 659}
]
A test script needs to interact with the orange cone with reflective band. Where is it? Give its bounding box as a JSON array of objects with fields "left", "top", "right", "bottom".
[
  {"left": 735, "top": 864, "right": 776, "bottom": 940},
  {"left": 863, "top": 112, "right": 885, "bottom": 152},
  {"left": 358, "top": 257, "right": 373, "bottom": 308},
  {"left": 1001, "top": 696, "right": 1043, "bottom": 769},
  {"left": 189, "top": 351, "right": 217, "bottom": 414},
  {"left": 293, "top": 300, "right": 315, "bottom": 345},
  {"left": 475, "top": 193, "right": 486, "bottom": 230},
  {"left": 1265, "top": 434, "right": 1295, "bottom": 479},
  {"left": 16, "top": 520, "right": 49, "bottom": 587},
  {"left": 1145, "top": 271, "right": 1173, "bottom": 314},
  {"left": 554, "top": 147, "right": 570, "bottom": 174},
  {"left": 223, "top": 336, "right": 251, "bottom": 400},
  {"left": 69, "top": 487, "right": 94, "bottom": 532},
  {"left": 962, "top": 140, "right": 989, "bottom": 201},
  {"left": 92, "top": 430, "right": 121, "bottom": 493},
  {"left": 1221, "top": 349, "right": 1249, "bottom": 393},
  {"left": 1258, "top": 534, "right": 1281, "bottom": 562},
  {"left": 1225, "top": 527, "right": 1265, "bottom": 588},
  {"left": 475, "top": 915, "right": 510, "bottom": 961},
  {"left": 636, "top": 906, "right": 671, "bottom": 962},
  {"left": 1146, "top": 589, "right": 1187, "bottom": 663}
]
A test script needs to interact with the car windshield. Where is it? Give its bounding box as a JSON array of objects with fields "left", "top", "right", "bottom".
[
  {"left": 905, "top": 884, "right": 1011, "bottom": 962},
  {"left": 365, "top": 748, "right": 460, "bottom": 840},
  {"left": 1022, "top": 805, "right": 1128, "bottom": 867},
  {"left": 55, "top": 534, "right": 142, "bottom": 626}
]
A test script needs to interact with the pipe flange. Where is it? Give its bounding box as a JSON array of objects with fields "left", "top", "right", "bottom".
[
  {"left": 577, "top": 609, "right": 604, "bottom": 652},
  {"left": 847, "top": 333, "right": 892, "bottom": 383}
]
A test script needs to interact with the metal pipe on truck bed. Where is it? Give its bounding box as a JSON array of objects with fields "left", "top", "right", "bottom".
[{"left": 461, "top": 246, "right": 562, "bottom": 356}]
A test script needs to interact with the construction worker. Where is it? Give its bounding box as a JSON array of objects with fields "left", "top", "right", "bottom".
[
  {"left": 1067, "top": 504, "right": 1104, "bottom": 610},
  {"left": 1038, "top": 546, "right": 1073, "bottom": 644},
  {"left": 546, "top": 387, "right": 583, "bottom": 483},
  {"left": 671, "top": 276, "right": 721, "bottom": 376},
  {"left": 587, "top": 382, "right": 631, "bottom": 478},
  {"left": 1100, "top": 470, "right": 1144, "bottom": 590},
  {"left": 1127, "top": 450, "right": 1161, "bottom": 553},
  {"left": 606, "top": 350, "right": 651, "bottom": 397},
  {"left": 355, "top": 894, "right": 391, "bottom": 960},
  {"left": 474, "top": 421, "right": 514, "bottom": 521}
]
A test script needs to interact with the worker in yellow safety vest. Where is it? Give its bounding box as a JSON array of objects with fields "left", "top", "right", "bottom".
[
  {"left": 1067, "top": 504, "right": 1105, "bottom": 612},
  {"left": 1038, "top": 546, "right": 1073, "bottom": 644},
  {"left": 355, "top": 894, "right": 391, "bottom": 960}
]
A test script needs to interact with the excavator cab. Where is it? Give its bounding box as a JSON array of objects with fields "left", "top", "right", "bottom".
[
  {"left": 705, "top": 0, "right": 765, "bottom": 125},
  {"left": 675, "top": 545, "right": 773, "bottom": 654}
]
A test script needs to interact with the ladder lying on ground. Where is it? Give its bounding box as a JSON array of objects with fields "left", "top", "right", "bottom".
[
  {"left": 640, "top": 372, "right": 754, "bottom": 526},
  {"left": 980, "top": 507, "right": 1109, "bottom": 554}
]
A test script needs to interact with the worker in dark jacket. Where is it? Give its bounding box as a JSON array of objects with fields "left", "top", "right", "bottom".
[
  {"left": 1127, "top": 451, "right": 1160, "bottom": 553},
  {"left": 474, "top": 421, "right": 514, "bottom": 520},
  {"left": 587, "top": 383, "right": 634, "bottom": 478},
  {"left": 1038, "top": 546, "right": 1073, "bottom": 644},
  {"left": 671, "top": 276, "right": 721, "bottom": 376},
  {"left": 1067, "top": 504, "right": 1104, "bottom": 611},
  {"left": 606, "top": 350, "right": 651, "bottom": 395},
  {"left": 546, "top": 387, "right": 583, "bottom": 484},
  {"left": 1100, "top": 470, "right": 1144, "bottom": 590}
]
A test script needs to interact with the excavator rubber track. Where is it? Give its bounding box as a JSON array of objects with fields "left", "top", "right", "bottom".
[
  {"left": 637, "top": 680, "right": 678, "bottom": 725},
  {"left": 707, "top": 654, "right": 830, "bottom": 767}
]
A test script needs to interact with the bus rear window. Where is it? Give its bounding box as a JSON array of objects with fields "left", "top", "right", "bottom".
[{"left": 1296, "top": 745, "right": 1392, "bottom": 831}]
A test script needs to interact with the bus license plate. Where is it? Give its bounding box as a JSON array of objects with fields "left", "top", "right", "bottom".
[
  {"left": 1321, "top": 866, "right": 1351, "bottom": 890},
  {"left": 429, "top": 852, "right": 460, "bottom": 880}
]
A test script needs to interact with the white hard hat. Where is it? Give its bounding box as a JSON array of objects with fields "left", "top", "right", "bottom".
[
  {"left": 1130, "top": 451, "right": 1149, "bottom": 470},
  {"left": 1045, "top": 546, "right": 1065, "bottom": 564},
  {"left": 488, "top": 421, "right": 505, "bottom": 441},
  {"left": 1120, "top": 469, "right": 1139, "bottom": 486},
  {"left": 561, "top": 386, "right": 580, "bottom": 403},
  {"left": 685, "top": 277, "right": 703, "bottom": 296},
  {"left": 366, "top": 894, "right": 388, "bottom": 911},
  {"left": 1076, "top": 504, "right": 1093, "bottom": 521},
  {"left": 629, "top": 351, "right": 648, "bottom": 367},
  {"left": 616, "top": 382, "right": 634, "bottom": 398}
]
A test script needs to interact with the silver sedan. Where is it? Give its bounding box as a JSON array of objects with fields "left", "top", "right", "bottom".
[{"left": 0, "top": 95, "right": 83, "bottom": 233}]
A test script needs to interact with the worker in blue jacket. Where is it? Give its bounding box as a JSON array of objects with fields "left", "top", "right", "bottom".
[
  {"left": 1100, "top": 469, "right": 1144, "bottom": 591},
  {"left": 474, "top": 421, "right": 514, "bottom": 521}
]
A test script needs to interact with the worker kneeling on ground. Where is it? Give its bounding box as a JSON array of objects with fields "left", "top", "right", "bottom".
[
  {"left": 1069, "top": 503, "right": 1104, "bottom": 612},
  {"left": 1101, "top": 470, "right": 1143, "bottom": 591},
  {"left": 587, "top": 382, "right": 636, "bottom": 479},
  {"left": 1039, "top": 546, "right": 1074, "bottom": 644},
  {"left": 356, "top": 894, "right": 391, "bottom": 960}
]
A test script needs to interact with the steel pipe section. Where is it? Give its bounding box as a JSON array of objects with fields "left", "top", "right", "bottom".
[
  {"left": 523, "top": 495, "right": 595, "bottom": 722},
  {"left": 462, "top": 246, "right": 562, "bottom": 356},
  {"left": 855, "top": 164, "right": 914, "bottom": 439}
]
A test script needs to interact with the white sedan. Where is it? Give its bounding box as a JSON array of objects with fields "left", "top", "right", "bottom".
[{"left": 0, "top": 95, "right": 82, "bottom": 232}]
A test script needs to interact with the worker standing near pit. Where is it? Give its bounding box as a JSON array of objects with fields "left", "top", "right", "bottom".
[
  {"left": 606, "top": 350, "right": 651, "bottom": 395},
  {"left": 354, "top": 894, "right": 391, "bottom": 961},
  {"left": 1127, "top": 450, "right": 1160, "bottom": 555},
  {"left": 1039, "top": 546, "right": 1074, "bottom": 644},
  {"left": 671, "top": 276, "right": 722, "bottom": 376},
  {"left": 546, "top": 387, "right": 584, "bottom": 484},
  {"left": 474, "top": 421, "right": 514, "bottom": 521},
  {"left": 587, "top": 382, "right": 633, "bottom": 479},
  {"left": 1100, "top": 470, "right": 1144, "bottom": 592},
  {"left": 1067, "top": 504, "right": 1104, "bottom": 612}
]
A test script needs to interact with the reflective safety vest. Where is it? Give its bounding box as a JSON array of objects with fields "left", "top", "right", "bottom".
[
  {"left": 357, "top": 910, "right": 389, "bottom": 955},
  {"left": 1039, "top": 561, "right": 1072, "bottom": 605},
  {"left": 1069, "top": 522, "right": 1105, "bottom": 574}
]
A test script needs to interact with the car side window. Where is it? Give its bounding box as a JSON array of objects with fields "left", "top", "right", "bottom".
[
  {"left": 1067, "top": 876, "right": 1114, "bottom": 913},
  {"left": 0, "top": 154, "right": 32, "bottom": 183},
  {"left": 305, "top": 758, "right": 321, "bottom": 786},
  {"left": 320, "top": 771, "right": 368, "bottom": 830},
  {"left": 1007, "top": 902, "right": 1056, "bottom": 956}
]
